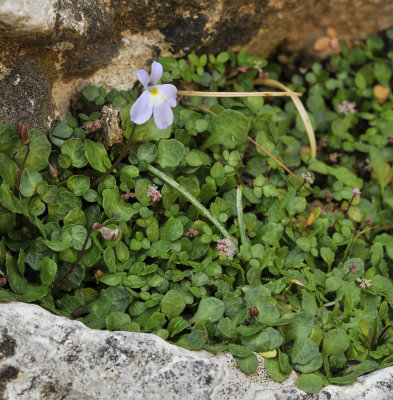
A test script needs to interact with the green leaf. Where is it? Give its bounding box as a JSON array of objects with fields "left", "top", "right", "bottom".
[
  {"left": 191, "top": 297, "right": 225, "bottom": 323},
  {"left": 137, "top": 143, "right": 157, "bottom": 163},
  {"left": 202, "top": 110, "right": 249, "bottom": 150},
  {"left": 329, "top": 166, "right": 362, "bottom": 188},
  {"left": 241, "top": 327, "right": 283, "bottom": 352},
  {"left": 290, "top": 337, "right": 319, "bottom": 365},
  {"left": 160, "top": 217, "right": 183, "bottom": 241},
  {"left": 185, "top": 149, "right": 213, "bottom": 166},
  {"left": 66, "top": 175, "right": 90, "bottom": 196},
  {"left": 296, "top": 373, "right": 324, "bottom": 394},
  {"left": 161, "top": 290, "right": 186, "bottom": 319},
  {"left": 29, "top": 197, "right": 45, "bottom": 216},
  {"left": 236, "top": 353, "right": 259, "bottom": 374},
  {"left": 217, "top": 317, "right": 237, "bottom": 338},
  {"left": 47, "top": 188, "right": 82, "bottom": 222},
  {"left": 40, "top": 257, "right": 57, "bottom": 286},
  {"left": 264, "top": 356, "right": 291, "bottom": 382},
  {"left": 321, "top": 247, "right": 335, "bottom": 268},
  {"left": 50, "top": 123, "right": 74, "bottom": 147},
  {"left": 187, "top": 330, "right": 206, "bottom": 347},
  {"left": 228, "top": 344, "right": 253, "bottom": 358},
  {"left": 84, "top": 139, "right": 111, "bottom": 172},
  {"left": 15, "top": 129, "right": 51, "bottom": 171},
  {"left": 82, "top": 85, "right": 100, "bottom": 102},
  {"left": 19, "top": 168, "right": 42, "bottom": 197},
  {"left": 102, "top": 187, "right": 138, "bottom": 221},
  {"left": 6, "top": 254, "right": 27, "bottom": 294},
  {"left": 322, "top": 329, "right": 350, "bottom": 356},
  {"left": 133, "top": 118, "right": 172, "bottom": 143},
  {"left": 106, "top": 311, "right": 132, "bottom": 331},
  {"left": 61, "top": 138, "right": 88, "bottom": 168},
  {"left": 82, "top": 286, "right": 130, "bottom": 329},
  {"left": 157, "top": 139, "right": 185, "bottom": 168},
  {"left": 0, "top": 154, "right": 19, "bottom": 189}
]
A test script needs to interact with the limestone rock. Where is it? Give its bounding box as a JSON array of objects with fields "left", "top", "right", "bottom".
[
  {"left": 0, "top": 0, "right": 393, "bottom": 130},
  {"left": 1, "top": 302, "right": 393, "bottom": 400}
]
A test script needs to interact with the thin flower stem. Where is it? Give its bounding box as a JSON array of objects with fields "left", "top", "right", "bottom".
[
  {"left": 343, "top": 224, "right": 393, "bottom": 260},
  {"left": 14, "top": 143, "right": 30, "bottom": 194},
  {"left": 346, "top": 195, "right": 355, "bottom": 212},
  {"left": 91, "top": 123, "right": 137, "bottom": 188},
  {"left": 353, "top": 224, "right": 393, "bottom": 243},
  {"left": 236, "top": 185, "right": 247, "bottom": 245},
  {"left": 177, "top": 90, "right": 302, "bottom": 97},
  {"left": 253, "top": 78, "right": 317, "bottom": 159},
  {"left": 148, "top": 165, "right": 231, "bottom": 239},
  {"left": 182, "top": 104, "right": 216, "bottom": 115},
  {"left": 247, "top": 136, "right": 314, "bottom": 194}
]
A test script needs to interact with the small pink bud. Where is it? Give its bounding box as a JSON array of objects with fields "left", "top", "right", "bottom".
[{"left": 147, "top": 184, "right": 162, "bottom": 202}]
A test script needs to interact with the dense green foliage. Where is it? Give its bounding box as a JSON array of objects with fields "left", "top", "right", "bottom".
[{"left": 1, "top": 30, "right": 393, "bottom": 394}]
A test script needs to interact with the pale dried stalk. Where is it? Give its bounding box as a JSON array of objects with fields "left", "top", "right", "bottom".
[
  {"left": 177, "top": 90, "right": 301, "bottom": 97},
  {"left": 254, "top": 78, "right": 317, "bottom": 159}
]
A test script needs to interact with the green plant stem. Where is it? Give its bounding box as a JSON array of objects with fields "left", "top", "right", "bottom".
[
  {"left": 54, "top": 225, "right": 94, "bottom": 292},
  {"left": 14, "top": 143, "right": 30, "bottom": 194},
  {"left": 343, "top": 224, "right": 393, "bottom": 260},
  {"left": 148, "top": 165, "right": 231, "bottom": 239},
  {"left": 247, "top": 136, "right": 315, "bottom": 195},
  {"left": 236, "top": 185, "right": 247, "bottom": 245},
  {"left": 91, "top": 123, "right": 137, "bottom": 187}
]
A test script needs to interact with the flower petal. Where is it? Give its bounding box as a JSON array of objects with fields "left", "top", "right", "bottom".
[
  {"left": 149, "top": 61, "right": 163, "bottom": 85},
  {"left": 130, "top": 90, "right": 153, "bottom": 125},
  {"left": 136, "top": 69, "right": 149, "bottom": 88},
  {"left": 156, "top": 84, "right": 177, "bottom": 107},
  {"left": 153, "top": 101, "right": 173, "bottom": 129}
]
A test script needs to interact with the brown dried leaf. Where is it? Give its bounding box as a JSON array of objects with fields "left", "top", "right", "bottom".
[{"left": 314, "top": 36, "right": 331, "bottom": 52}]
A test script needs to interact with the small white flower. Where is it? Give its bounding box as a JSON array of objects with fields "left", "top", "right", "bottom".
[
  {"left": 352, "top": 187, "right": 361, "bottom": 199},
  {"left": 301, "top": 172, "right": 314, "bottom": 185},
  {"left": 356, "top": 278, "right": 371, "bottom": 288},
  {"left": 337, "top": 101, "right": 357, "bottom": 115},
  {"left": 217, "top": 238, "right": 236, "bottom": 257}
]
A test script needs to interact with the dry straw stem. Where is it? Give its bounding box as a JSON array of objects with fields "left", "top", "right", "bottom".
[
  {"left": 177, "top": 90, "right": 301, "bottom": 97},
  {"left": 254, "top": 78, "right": 317, "bottom": 159}
]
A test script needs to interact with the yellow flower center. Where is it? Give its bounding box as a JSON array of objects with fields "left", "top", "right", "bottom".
[{"left": 149, "top": 87, "right": 159, "bottom": 95}]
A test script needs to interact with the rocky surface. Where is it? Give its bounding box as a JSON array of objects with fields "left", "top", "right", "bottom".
[
  {"left": 0, "top": 0, "right": 393, "bottom": 130},
  {"left": 1, "top": 302, "right": 393, "bottom": 400}
]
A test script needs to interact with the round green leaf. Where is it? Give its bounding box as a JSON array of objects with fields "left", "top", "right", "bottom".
[
  {"left": 157, "top": 139, "right": 185, "bottom": 168},
  {"left": 19, "top": 168, "right": 43, "bottom": 197},
  {"left": 67, "top": 175, "right": 90, "bottom": 196},
  {"left": 192, "top": 297, "right": 225, "bottom": 323},
  {"left": 296, "top": 373, "right": 324, "bottom": 394},
  {"left": 236, "top": 353, "right": 259, "bottom": 374},
  {"left": 161, "top": 290, "right": 186, "bottom": 319}
]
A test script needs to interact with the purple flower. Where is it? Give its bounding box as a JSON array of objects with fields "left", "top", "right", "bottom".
[
  {"left": 130, "top": 61, "right": 177, "bottom": 129},
  {"left": 217, "top": 238, "right": 236, "bottom": 257}
]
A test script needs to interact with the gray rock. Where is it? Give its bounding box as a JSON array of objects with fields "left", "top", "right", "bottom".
[
  {"left": 1, "top": 0, "right": 393, "bottom": 130},
  {"left": 1, "top": 302, "right": 393, "bottom": 400}
]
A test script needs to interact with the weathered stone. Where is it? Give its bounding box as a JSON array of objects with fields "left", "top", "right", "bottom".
[
  {"left": 0, "top": 0, "right": 393, "bottom": 130},
  {"left": 1, "top": 302, "right": 393, "bottom": 400}
]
